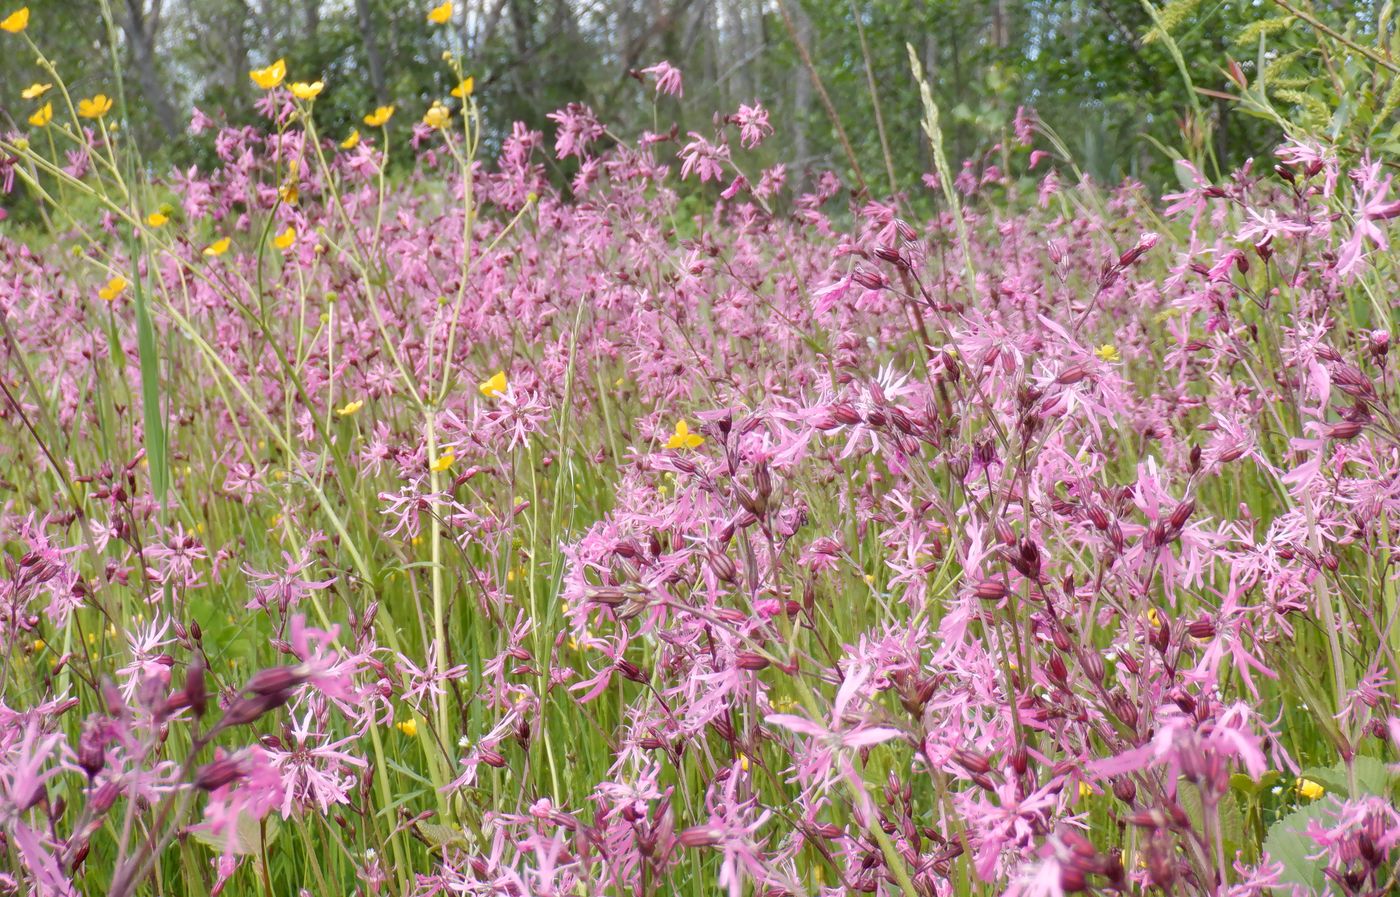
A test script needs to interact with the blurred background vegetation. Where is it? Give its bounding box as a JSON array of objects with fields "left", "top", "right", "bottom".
[{"left": 1, "top": 0, "right": 1397, "bottom": 207}]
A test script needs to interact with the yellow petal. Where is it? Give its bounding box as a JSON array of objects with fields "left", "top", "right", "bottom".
[
  {"left": 396, "top": 718, "right": 418, "bottom": 737},
  {"left": 273, "top": 227, "right": 296, "bottom": 250},
  {"left": 0, "top": 6, "right": 28, "bottom": 33},
  {"left": 290, "top": 80, "right": 323, "bottom": 100},
  {"left": 422, "top": 101, "right": 451, "bottom": 129},
  {"left": 450, "top": 77, "right": 474, "bottom": 99},
  {"left": 479, "top": 370, "right": 508, "bottom": 397},
  {"left": 430, "top": 452, "right": 455, "bottom": 473},
  {"left": 339, "top": 128, "right": 361, "bottom": 150},
  {"left": 97, "top": 276, "right": 128, "bottom": 302},
  {"left": 664, "top": 419, "right": 704, "bottom": 450},
  {"left": 249, "top": 58, "right": 286, "bottom": 90},
  {"left": 1296, "top": 778, "right": 1325, "bottom": 800},
  {"left": 21, "top": 82, "right": 50, "bottom": 99},
  {"left": 1095, "top": 344, "right": 1121, "bottom": 363},
  {"left": 146, "top": 212, "right": 168, "bottom": 227},
  {"left": 336, "top": 399, "right": 364, "bottom": 417},
  {"left": 203, "top": 237, "right": 231, "bottom": 257},
  {"left": 27, "top": 101, "right": 51, "bottom": 127},
  {"left": 427, "top": 1, "right": 451, "bottom": 23},
  {"left": 78, "top": 94, "right": 113, "bottom": 119},
  {"left": 364, "top": 105, "right": 394, "bottom": 127}
]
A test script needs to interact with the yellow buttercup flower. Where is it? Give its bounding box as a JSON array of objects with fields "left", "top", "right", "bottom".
[
  {"left": 479, "top": 370, "right": 508, "bottom": 398},
  {"left": 427, "top": 1, "right": 451, "bottom": 23},
  {"left": 422, "top": 101, "right": 451, "bottom": 129},
  {"left": 336, "top": 400, "right": 364, "bottom": 417},
  {"left": 21, "top": 82, "right": 50, "bottom": 99},
  {"left": 98, "top": 276, "right": 128, "bottom": 302},
  {"left": 78, "top": 94, "right": 113, "bottom": 119},
  {"left": 450, "top": 77, "right": 474, "bottom": 99},
  {"left": 27, "top": 102, "right": 51, "bottom": 127},
  {"left": 664, "top": 419, "right": 704, "bottom": 450},
  {"left": 339, "top": 129, "right": 360, "bottom": 150},
  {"left": 273, "top": 227, "right": 296, "bottom": 250},
  {"left": 396, "top": 718, "right": 418, "bottom": 737},
  {"left": 364, "top": 105, "right": 394, "bottom": 127},
  {"left": 203, "top": 237, "right": 231, "bottom": 257},
  {"left": 289, "top": 80, "right": 323, "bottom": 100},
  {"left": 0, "top": 6, "right": 28, "bottom": 33},
  {"left": 1095, "top": 344, "right": 1121, "bottom": 363},
  {"left": 1296, "top": 778, "right": 1324, "bottom": 800},
  {"left": 146, "top": 212, "right": 168, "bottom": 227},
  {"left": 280, "top": 183, "right": 299, "bottom": 205},
  {"left": 430, "top": 452, "right": 455, "bottom": 473},
  {"left": 249, "top": 58, "right": 286, "bottom": 90}
]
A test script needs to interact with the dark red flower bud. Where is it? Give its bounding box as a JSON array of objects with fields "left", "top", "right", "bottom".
[
  {"left": 952, "top": 748, "right": 991, "bottom": 775},
  {"left": 1323, "top": 420, "right": 1363, "bottom": 439},
  {"left": 244, "top": 665, "right": 305, "bottom": 697},
  {"left": 1168, "top": 499, "right": 1195, "bottom": 531},
  {"left": 615, "top": 658, "right": 648, "bottom": 683},
  {"left": 1186, "top": 618, "right": 1215, "bottom": 639},
  {"left": 195, "top": 756, "right": 246, "bottom": 791},
  {"left": 973, "top": 579, "right": 1007, "bottom": 602},
  {"left": 679, "top": 825, "right": 720, "bottom": 848},
  {"left": 735, "top": 652, "right": 770, "bottom": 671},
  {"left": 851, "top": 266, "right": 888, "bottom": 290}
]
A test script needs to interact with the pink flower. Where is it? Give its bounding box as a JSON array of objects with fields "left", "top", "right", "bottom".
[{"left": 640, "top": 61, "right": 683, "bottom": 97}]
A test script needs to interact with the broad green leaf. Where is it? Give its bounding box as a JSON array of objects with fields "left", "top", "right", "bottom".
[{"left": 1263, "top": 803, "right": 1332, "bottom": 895}]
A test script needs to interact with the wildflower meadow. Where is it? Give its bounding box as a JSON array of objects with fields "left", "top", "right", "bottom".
[{"left": 3, "top": 1, "right": 1400, "bottom": 896}]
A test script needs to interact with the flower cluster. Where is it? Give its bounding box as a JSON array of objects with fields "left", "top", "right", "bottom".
[{"left": 0, "top": 16, "right": 1398, "bottom": 896}]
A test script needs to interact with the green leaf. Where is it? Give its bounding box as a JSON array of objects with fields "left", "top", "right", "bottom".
[
  {"left": 1231, "top": 769, "right": 1282, "bottom": 796},
  {"left": 129, "top": 257, "right": 168, "bottom": 505},
  {"left": 416, "top": 822, "right": 470, "bottom": 850},
  {"left": 1263, "top": 803, "right": 1332, "bottom": 894},
  {"left": 189, "top": 813, "right": 279, "bottom": 857},
  {"left": 1298, "top": 756, "right": 1394, "bottom": 799},
  {"left": 1178, "top": 779, "right": 1246, "bottom": 851}
]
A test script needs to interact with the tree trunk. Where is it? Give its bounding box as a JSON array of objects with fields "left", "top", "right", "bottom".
[
  {"left": 790, "top": 0, "right": 811, "bottom": 189},
  {"left": 120, "top": 0, "right": 179, "bottom": 137},
  {"left": 354, "top": 0, "right": 388, "bottom": 103}
]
